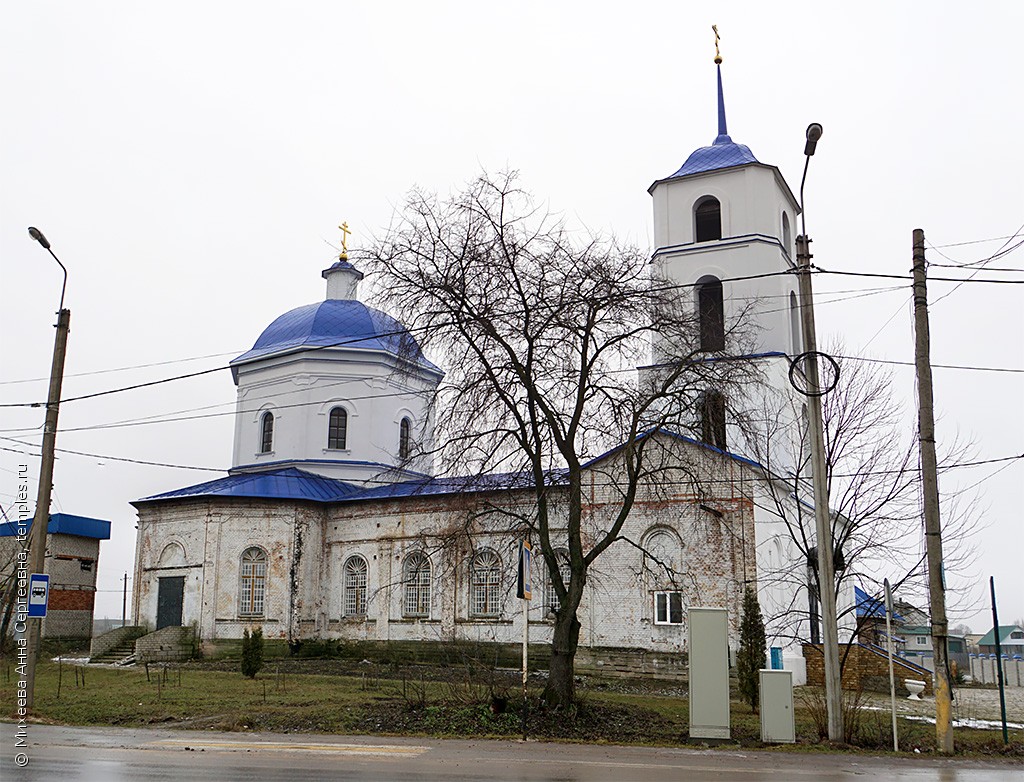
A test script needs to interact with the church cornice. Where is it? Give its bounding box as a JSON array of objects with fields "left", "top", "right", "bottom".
[{"left": 651, "top": 232, "right": 797, "bottom": 268}]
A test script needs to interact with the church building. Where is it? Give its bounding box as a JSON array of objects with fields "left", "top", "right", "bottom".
[{"left": 132, "top": 59, "right": 814, "bottom": 676}]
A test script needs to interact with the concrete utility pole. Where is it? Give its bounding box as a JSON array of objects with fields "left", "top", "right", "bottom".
[
  {"left": 795, "top": 123, "right": 844, "bottom": 742},
  {"left": 911, "top": 228, "right": 954, "bottom": 754},
  {"left": 796, "top": 234, "right": 844, "bottom": 742},
  {"left": 24, "top": 227, "right": 71, "bottom": 711}
]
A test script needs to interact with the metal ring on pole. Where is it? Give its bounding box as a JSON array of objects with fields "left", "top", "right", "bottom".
[{"left": 788, "top": 351, "right": 840, "bottom": 397}]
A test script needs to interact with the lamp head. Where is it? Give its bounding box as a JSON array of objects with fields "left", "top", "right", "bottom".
[
  {"left": 28, "top": 227, "right": 51, "bottom": 250},
  {"left": 804, "top": 123, "right": 823, "bottom": 156}
]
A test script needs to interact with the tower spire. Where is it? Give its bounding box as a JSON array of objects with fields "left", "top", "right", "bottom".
[{"left": 712, "top": 25, "right": 731, "bottom": 145}]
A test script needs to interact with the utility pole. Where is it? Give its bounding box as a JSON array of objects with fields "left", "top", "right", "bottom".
[
  {"left": 796, "top": 232, "right": 844, "bottom": 742},
  {"left": 911, "top": 228, "right": 954, "bottom": 754},
  {"left": 23, "top": 306, "right": 71, "bottom": 711},
  {"left": 122, "top": 572, "right": 129, "bottom": 627}
]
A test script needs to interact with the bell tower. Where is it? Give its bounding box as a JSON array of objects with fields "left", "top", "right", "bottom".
[{"left": 648, "top": 50, "right": 802, "bottom": 367}]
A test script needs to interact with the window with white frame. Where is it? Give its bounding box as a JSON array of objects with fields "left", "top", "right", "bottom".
[
  {"left": 259, "top": 411, "right": 274, "bottom": 453},
  {"left": 470, "top": 549, "right": 501, "bottom": 617},
  {"left": 399, "top": 417, "right": 412, "bottom": 460},
  {"left": 654, "top": 591, "right": 683, "bottom": 625},
  {"left": 239, "top": 547, "right": 267, "bottom": 616},
  {"left": 403, "top": 552, "right": 431, "bottom": 618},
  {"left": 343, "top": 556, "right": 368, "bottom": 617},
  {"left": 328, "top": 406, "right": 348, "bottom": 450},
  {"left": 544, "top": 548, "right": 570, "bottom": 617},
  {"left": 916, "top": 636, "right": 928, "bottom": 646}
]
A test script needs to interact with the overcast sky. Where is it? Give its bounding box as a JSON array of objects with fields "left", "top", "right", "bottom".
[{"left": 2, "top": 3, "right": 1022, "bottom": 628}]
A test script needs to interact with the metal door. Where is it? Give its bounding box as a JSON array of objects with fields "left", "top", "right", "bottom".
[{"left": 156, "top": 576, "right": 184, "bottom": 629}]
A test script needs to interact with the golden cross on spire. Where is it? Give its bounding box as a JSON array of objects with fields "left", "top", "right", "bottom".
[
  {"left": 712, "top": 24, "right": 722, "bottom": 65},
  {"left": 338, "top": 221, "right": 352, "bottom": 260}
]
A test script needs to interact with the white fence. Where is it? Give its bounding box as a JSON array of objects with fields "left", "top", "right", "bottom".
[{"left": 969, "top": 655, "right": 1024, "bottom": 687}]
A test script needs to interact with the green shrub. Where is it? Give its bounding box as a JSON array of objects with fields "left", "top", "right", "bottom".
[
  {"left": 240, "top": 627, "right": 264, "bottom": 678},
  {"left": 736, "top": 586, "right": 767, "bottom": 711}
]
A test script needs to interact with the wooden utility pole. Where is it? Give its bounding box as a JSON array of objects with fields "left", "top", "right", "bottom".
[
  {"left": 796, "top": 233, "right": 844, "bottom": 742},
  {"left": 24, "top": 306, "right": 71, "bottom": 711},
  {"left": 911, "top": 228, "right": 953, "bottom": 754}
]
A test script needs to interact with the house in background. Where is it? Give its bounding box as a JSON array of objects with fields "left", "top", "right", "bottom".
[
  {"left": 978, "top": 624, "right": 1024, "bottom": 656},
  {"left": 1, "top": 513, "right": 112, "bottom": 641}
]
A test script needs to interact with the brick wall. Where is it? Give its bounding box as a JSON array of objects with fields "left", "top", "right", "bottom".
[
  {"left": 135, "top": 625, "right": 195, "bottom": 663},
  {"left": 803, "top": 643, "right": 933, "bottom": 696}
]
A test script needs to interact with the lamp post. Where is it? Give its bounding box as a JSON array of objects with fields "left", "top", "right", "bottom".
[
  {"left": 794, "top": 124, "right": 844, "bottom": 741},
  {"left": 23, "top": 226, "right": 71, "bottom": 711}
]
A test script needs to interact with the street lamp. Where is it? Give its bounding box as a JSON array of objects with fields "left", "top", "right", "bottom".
[
  {"left": 23, "top": 226, "right": 72, "bottom": 711},
  {"left": 793, "top": 124, "right": 845, "bottom": 742}
]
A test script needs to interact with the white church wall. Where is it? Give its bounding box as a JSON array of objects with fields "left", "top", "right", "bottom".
[{"left": 231, "top": 350, "right": 438, "bottom": 483}]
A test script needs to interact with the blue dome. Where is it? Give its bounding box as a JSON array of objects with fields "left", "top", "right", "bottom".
[
  {"left": 669, "top": 135, "right": 759, "bottom": 178},
  {"left": 231, "top": 299, "right": 440, "bottom": 371}
]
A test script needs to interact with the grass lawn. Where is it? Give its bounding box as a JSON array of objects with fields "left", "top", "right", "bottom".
[{"left": 1, "top": 658, "right": 1020, "bottom": 759}]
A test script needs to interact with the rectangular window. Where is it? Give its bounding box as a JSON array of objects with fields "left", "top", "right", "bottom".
[
  {"left": 916, "top": 636, "right": 928, "bottom": 646},
  {"left": 654, "top": 591, "right": 683, "bottom": 625}
]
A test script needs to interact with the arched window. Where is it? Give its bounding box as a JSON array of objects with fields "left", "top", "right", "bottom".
[
  {"left": 343, "top": 556, "right": 368, "bottom": 617},
  {"left": 694, "top": 197, "right": 722, "bottom": 242},
  {"left": 696, "top": 277, "right": 725, "bottom": 351},
  {"left": 470, "top": 549, "right": 501, "bottom": 617},
  {"left": 259, "top": 411, "right": 274, "bottom": 454},
  {"left": 328, "top": 407, "right": 348, "bottom": 450},
  {"left": 544, "top": 548, "right": 571, "bottom": 617},
  {"left": 403, "top": 552, "right": 431, "bottom": 617},
  {"left": 782, "top": 212, "right": 792, "bottom": 256},
  {"left": 789, "top": 291, "right": 802, "bottom": 355},
  {"left": 644, "top": 529, "right": 680, "bottom": 579},
  {"left": 700, "top": 391, "right": 727, "bottom": 449},
  {"left": 239, "top": 547, "right": 267, "bottom": 616},
  {"left": 399, "top": 417, "right": 412, "bottom": 460}
]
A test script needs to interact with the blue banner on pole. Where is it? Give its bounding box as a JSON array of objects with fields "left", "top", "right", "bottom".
[{"left": 28, "top": 573, "right": 49, "bottom": 618}]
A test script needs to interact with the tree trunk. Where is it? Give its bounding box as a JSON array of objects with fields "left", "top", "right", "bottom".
[{"left": 543, "top": 605, "right": 582, "bottom": 708}]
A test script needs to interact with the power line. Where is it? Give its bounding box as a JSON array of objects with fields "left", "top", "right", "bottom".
[
  {"left": 835, "top": 355, "right": 1024, "bottom": 374},
  {"left": 815, "top": 269, "right": 1024, "bottom": 284},
  {"left": 0, "top": 443, "right": 222, "bottom": 472}
]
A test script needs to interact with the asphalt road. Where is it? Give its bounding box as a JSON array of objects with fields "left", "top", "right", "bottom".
[{"left": 0, "top": 723, "right": 1020, "bottom": 781}]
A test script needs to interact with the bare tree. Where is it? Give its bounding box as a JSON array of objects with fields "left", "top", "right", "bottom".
[
  {"left": 744, "top": 345, "right": 979, "bottom": 660},
  {"left": 363, "top": 172, "right": 762, "bottom": 707}
]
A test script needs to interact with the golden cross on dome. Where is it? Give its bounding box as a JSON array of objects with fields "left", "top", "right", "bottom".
[
  {"left": 338, "top": 221, "right": 352, "bottom": 260},
  {"left": 712, "top": 24, "right": 722, "bottom": 65}
]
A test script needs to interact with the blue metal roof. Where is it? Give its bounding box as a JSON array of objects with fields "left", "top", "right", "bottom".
[
  {"left": 136, "top": 467, "right": 361, "bottom": 504},
  {"left": 664, "top": 62, "right": 760, "bottom": 180},
  {"left": 231, "top": 299, "right": 440, "bottom": 373},
  {"left": 0, "top": 512, "right": 111, "bottom": 540},
  {"left": 345, "top": 470, "right": 567, "bottom": 503}
]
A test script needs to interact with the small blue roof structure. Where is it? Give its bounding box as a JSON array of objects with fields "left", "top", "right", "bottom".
[
  {"left": 663, "top": 63, "right": 759, "bottom": 180},
  {"left": 855, "top": 585, "right": 903, "bottom": 620},
  {"left": 136, "top": 467, "right": 361, "bottom": 504},
  {"left": 0, "top": 512, "right": 111, "bottom": 540},
  {"left": 231, "top": 299, "right": 441, "bottom": 373}
]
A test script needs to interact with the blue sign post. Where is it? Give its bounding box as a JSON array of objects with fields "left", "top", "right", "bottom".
[{"left": 28, "top": 573, "right": 49, "bottom": 618}]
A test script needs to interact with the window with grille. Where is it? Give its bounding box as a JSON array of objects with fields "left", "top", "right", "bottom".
[
  {"left": 328, "top": 406, "right": 348, "bottom": 450},
  {"left": 239, "top": 547, "right": 267, "bottom": 616},
  {"left": 654, "top": 591, "right": 683, "bottom": 625},
  {"left": 259, "top": 411, "right": 274, "bottom": 454},
  {"left": 343, "top": 556, "right": 368, "bottom": 617},
  {"left": 544, "top": 548, "right": 570, "bottom": 617},
  {"left": 403, "top": 552, "right": 431, "bottom": 617},
  {"left": 399, "top": 417, "right": 412, "bottom": 460},
  {"left": 470, "top": 549, "right": 501, "bottom": 617}
]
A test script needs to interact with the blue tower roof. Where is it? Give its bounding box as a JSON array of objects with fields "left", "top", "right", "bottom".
[
  {"left": 667, "top": 63, "right": 759, "bottom": 179},
  {"left": 231, "top": 299, "right": 440, "bottom": 372}
]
